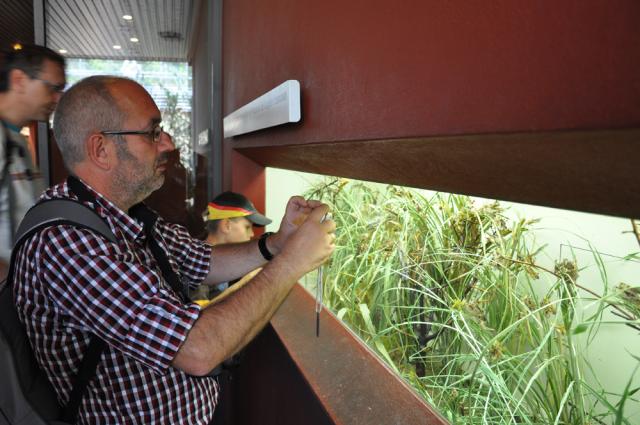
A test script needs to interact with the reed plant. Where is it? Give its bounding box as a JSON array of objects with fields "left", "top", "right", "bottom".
[{"left": 304, "top": 178, "right": 640, "bottom": 424}]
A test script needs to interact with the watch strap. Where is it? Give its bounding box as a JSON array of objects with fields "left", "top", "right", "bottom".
[{"left": 258, "top": 231, "right": 275, "bottom": 261}]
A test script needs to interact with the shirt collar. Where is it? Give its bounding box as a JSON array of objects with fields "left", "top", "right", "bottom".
[
  {"left": 1, "top": 120, "right": 22, "bottom": 133},
  {"left": 59, "top": 178, "right": 146, "bottom": 241}
]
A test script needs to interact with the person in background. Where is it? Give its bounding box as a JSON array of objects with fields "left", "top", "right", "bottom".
[
  {"left": 191, "top": 191, "right": 273, "bottom": 302},
  {"left": 205, "top": 191, "right": 271, "bottom": 246},
  {"left": 199, "top": 191, "right": 273, "bottom": 424},
  {"left": 10, "top": 75, "right": 335, "bottom": 424},
  {"left": 0, "top": 44, "right": 66, "bottom": 280}
]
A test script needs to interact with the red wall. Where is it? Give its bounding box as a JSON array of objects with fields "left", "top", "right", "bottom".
[
  {"left": 217, "top": 3, "right": 639, "bottom": 422},
  {"left": 223, "top": 0, "right": 639, "bottom": 147},
  {"left": 229, "top": 149, "right": 266, "bottom": 235}
]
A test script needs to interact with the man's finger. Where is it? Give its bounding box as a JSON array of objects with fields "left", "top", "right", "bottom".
[
  {"left": 286, "top": 195, "right": 307, "bottom": 209},
  {"left": 322, "top": 218, "right": 337, "bottom": 233},
  {"left": 308, "top": 204, "right": 330, "bottom": 222},
  {"left": 305, "top": 199, "right": 324, "bottom": 209}
]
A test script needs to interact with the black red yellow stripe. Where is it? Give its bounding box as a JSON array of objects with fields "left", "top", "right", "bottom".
[{"left": 207, "top": 202, "right": 252, "bottom": 220}]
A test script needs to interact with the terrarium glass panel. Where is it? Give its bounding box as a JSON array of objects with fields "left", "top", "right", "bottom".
[{"left": 265, "top": 168, "right": 640, "bottom": 425}]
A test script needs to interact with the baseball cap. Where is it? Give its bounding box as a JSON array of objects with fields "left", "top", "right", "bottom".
[{"left": 206, "top": 191, "right": 272, "bottom": 226}]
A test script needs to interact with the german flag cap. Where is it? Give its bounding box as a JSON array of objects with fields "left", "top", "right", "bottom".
[{"left": 207, "top": 191, "right": 272, "bottom": 226}]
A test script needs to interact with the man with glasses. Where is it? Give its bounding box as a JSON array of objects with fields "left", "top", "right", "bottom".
[
  {"left": 0, "top": 44, "right": 66, "bottom": 280},
  {"left": 10, "top": 75, "right": 335, "bottom": 424}
]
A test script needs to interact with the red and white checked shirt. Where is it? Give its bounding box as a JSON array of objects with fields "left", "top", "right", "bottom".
[{"left": 12, "top": 180, "right": 219, "bottom": 424}]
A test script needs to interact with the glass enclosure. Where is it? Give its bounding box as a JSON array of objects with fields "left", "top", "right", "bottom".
[{"left": 266, "top": 167, "right": 640, "bottom": 425}]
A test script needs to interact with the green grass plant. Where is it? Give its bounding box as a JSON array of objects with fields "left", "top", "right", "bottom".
[{"left": 304, "top": 178, "right": 640, "bottom": 424}]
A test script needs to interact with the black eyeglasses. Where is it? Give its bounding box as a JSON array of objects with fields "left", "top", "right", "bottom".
[
  {"left": 32, "top": 77, "right": 66, "bottom": 93},
  {"left": 101, "top": 125, "right": 164, "bottom": 144}
]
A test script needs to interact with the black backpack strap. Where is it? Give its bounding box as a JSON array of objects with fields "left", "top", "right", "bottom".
[
  {"left": 14, "top": 199, "right": 117, "bottom": 246},
  {"left": 127, "top": 205, "right": 225, "bottom": 375},
  {"left": 71, "top": 178, "right": 223, "bottom": 376},
  {"left": 60, "top": 337, "right": 106, "bottom": 424},
  {"left": 68, "top": 175, "right": 188, "bottom": 303},
  {"left": 129, "top": 203, "right": 189, "bottom": 303}
]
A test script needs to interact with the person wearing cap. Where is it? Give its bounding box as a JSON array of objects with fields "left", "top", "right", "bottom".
[
  {"left": 191, "top": 192, "right": 273, "bottom": 303},
  {"left": 205, "top": 191, "right": 272, "bottom": 246}
]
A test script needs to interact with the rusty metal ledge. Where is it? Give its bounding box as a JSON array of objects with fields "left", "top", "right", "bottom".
[{"left": 270, "top": 284, "right": 449, "bottom": 425}]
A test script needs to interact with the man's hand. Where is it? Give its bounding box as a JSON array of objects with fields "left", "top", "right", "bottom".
[
  {"left": 277, "top": 203, "right": 336, "bottom": 275},
  {"left": 268, "top": 196, "right": 326, "bottom": 256},
  {"left": 174, "top": 203, "right": 336, "bottom": 376}
]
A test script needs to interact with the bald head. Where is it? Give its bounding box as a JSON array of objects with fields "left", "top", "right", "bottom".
[
  {"left": 53, "top": 76, "right": 174, "bottom": 210},
  {"left": 53, "top": 76, "right": 139, "bottom": 170}
]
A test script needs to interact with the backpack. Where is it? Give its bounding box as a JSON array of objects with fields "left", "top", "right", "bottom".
[
  {"left": 0, "top": 198, "right": 116, "bottom": 425},
  {"left": 0, "top": 176, "right": 213, "bottom": 425}
]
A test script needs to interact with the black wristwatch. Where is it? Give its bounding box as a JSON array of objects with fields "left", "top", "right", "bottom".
[{"left": 258, "top": 231, "right": 275, "bottom": 261}]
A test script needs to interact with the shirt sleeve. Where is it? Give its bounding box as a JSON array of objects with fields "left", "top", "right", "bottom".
[
  {"left": 35, "top": 225, "right": 201, "bottom": 374},
  {"left": 154, "top": 219, "right": 212, "bottom": 286}
]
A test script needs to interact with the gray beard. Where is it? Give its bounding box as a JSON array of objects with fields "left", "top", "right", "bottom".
[{"left": 112, "top": 141, "right": 166, "bottom": 209}]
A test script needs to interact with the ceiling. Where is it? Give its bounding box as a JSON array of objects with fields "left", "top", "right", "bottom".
[
  {"left": 0, "top": 0, "right": 34, "bottom": 51},
  {"left": 1, "top": 0, "right": 200, "bottom": 62}
]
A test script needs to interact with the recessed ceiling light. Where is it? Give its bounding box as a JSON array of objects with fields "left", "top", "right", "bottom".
[
  {"left": 113, "top": 45, "right": 122, "bottom": 50},
  {"left": 58, "top": 49, "right": 67, "bottom": 54},
  {"left": 130, "top": 37, "right": 139, "bottom": 43},
  {"left": 122, "top": 14, "right": 133, "bottom": 20}
]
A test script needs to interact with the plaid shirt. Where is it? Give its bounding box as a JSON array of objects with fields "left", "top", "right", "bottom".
[{"left": 13, "top": 180, "right": 218, "bottom": 424}]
